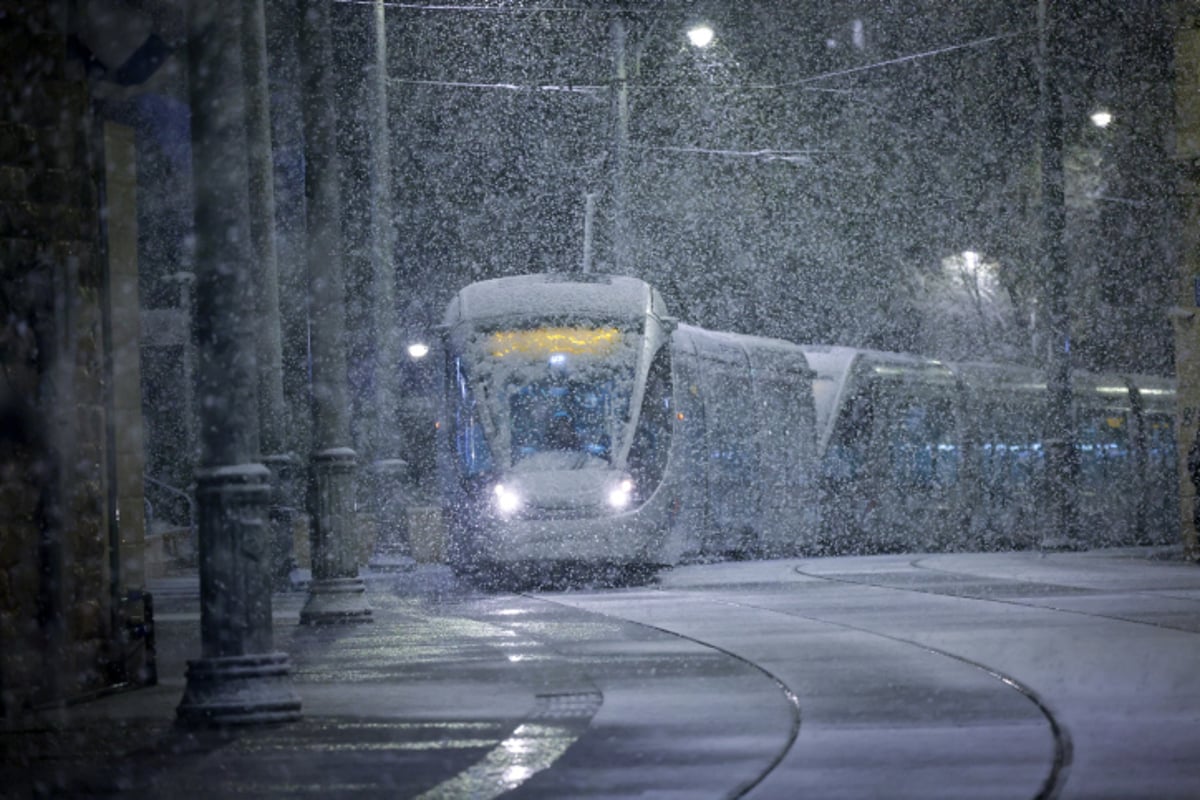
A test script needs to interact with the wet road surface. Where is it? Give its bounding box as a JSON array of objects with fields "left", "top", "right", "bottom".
[{"left": 3, "top": 548, "right": 1199, "bottom": 799}]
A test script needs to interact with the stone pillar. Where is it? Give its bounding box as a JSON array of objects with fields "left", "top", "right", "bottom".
[
  {"left": 299, "top": 0, "right": 371, "bottom": 624},
  {"left": 304, "top": 449, "right": 371, "bottom": 620},
  {"left": 365, "top": 0, "right": 411, "bottom": 565},
  {"left": 242, "top": 0, "right": 299, "bottom": 585},
  {"left": 263, "top": 452, "right": 302, "bottom": 589},
  {"left": 264, "top": 0, "right": 313, "bottom": 485},
  {"left": 179, "top": 467, "right": 299, "bottom": 724},
  {"left": 176, "top": 0, "right": 300, "bottom": 725}
]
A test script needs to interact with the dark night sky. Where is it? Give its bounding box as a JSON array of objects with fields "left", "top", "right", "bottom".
[{"left": 111, "top": 0, "right": 1177, "bottom": 375}]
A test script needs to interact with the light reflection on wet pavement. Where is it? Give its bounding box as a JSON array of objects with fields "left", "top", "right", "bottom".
[
  {"left": 5, "top": 569, "right": 747, "bottom": 799},
  {"left": 416, "top": 693, "right": 602, "bottom": 800}
]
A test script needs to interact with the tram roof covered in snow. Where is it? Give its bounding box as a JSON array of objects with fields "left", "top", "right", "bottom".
[
  {"left": 443, "top": 273, "right": 670, "bottom": 329},
  {"left": 674, "top": 323, "right": 814, "bottom": 360}
]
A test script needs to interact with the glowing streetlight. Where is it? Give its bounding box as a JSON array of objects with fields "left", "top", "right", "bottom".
[
  {"left": 687, "top": 24, "right": 714, "bottom": 48},
  {"left": 1090, "top": 109, "right": 1113, "bottom": 128},
  {"left": 407, "top": 342, "right": 429, "bottom": 360}
]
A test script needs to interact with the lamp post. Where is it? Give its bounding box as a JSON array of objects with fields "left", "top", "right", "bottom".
[
  {"left": 1172, "top": 0, "right": 1200, "bottom": 559},
  {"left": 610, "top": 12, "right": 633, "bottom": 275},
  {"left": 608, "top": 15, "right": 718, "bottom": 276},
  {"left": 1038, "top": 0, "right": 1078, "bottom": 549}
]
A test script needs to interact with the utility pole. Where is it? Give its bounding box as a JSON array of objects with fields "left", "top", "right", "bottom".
[
  {"left": 299, "top": 0, "right": 372, "bottom": 624},
  {"left": 1038, "top": 0, "right": 1078, "bottom": 549},
  {"left": 610, "top": 12, "right": 633, "bottom": 275},
  {"left": 177, "top": 0, "right": 300, "bottom": 725},
  {"left": 582, "top": 191, "right": 597, "bottom": 273},
  {"left": 1172, "top": 0, "right": 1200, "bottom": 559}
]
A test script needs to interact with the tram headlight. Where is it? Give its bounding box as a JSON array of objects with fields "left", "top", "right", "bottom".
[
  {"left": 607, "top": 478, "right": 635, "bottom": 510},
  {"left": 493, "top": 483, "right": 523, "bottom": 516}
]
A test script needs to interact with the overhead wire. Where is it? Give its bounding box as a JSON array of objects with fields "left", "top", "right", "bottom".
[{"left": 385, "top": 28, "right": 1035, "bottom": 94}]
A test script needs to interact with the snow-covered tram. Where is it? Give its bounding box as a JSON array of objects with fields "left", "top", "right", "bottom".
[
  {"left": 435, "top": 273, "right": 822, "bottom": 579},
  {"left": 434, "top": 273, "right": 1177, "bottom": 577}
]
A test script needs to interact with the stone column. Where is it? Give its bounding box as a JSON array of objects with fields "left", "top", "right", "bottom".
[
  {"left": 264, "top": 0, "right": 313, "bottom": 485},
  {"left": 242, "top": 0, "right": 299, "bottom": 588},
  {"left": 299, "top": 0, "right": 371, "bottom": 624},
  {"left": 176, "top": 0, "right": 300, "bottom": 725},
  {"left": 365, "top": 0, "right": 411, "bottom": 565}
]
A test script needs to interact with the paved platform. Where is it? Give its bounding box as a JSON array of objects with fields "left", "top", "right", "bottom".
[{"left": 2, "top": 546, "right": 1198, "bottom": 799}]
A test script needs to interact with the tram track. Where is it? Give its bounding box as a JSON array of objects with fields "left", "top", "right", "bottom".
[
  {"left": 467, "top": 549, "right": 1200, "bottom": 799},
  {"left": 807, "top": 556, "right": 1200, "bottom": 635},
  {"left": 524, "top": 590, "right": 803, "bottom": 800},
  {"left": 532, "top": 570, "right": 1074, "bottom": 800},
  {"left": 776, "top": 551, "right": 1200, "bottom": 795},
  {"left": 680, "top": 582, "right": 1073, "bottom": 800}
]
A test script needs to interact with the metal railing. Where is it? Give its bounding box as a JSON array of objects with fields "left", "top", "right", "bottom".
[{"left": 143, "top": 473, "right": 196, "bottom": 552}]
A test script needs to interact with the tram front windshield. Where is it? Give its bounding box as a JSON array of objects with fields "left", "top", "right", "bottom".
[{"left": 470, "top": 323, "right": 639, "bottom": 471}]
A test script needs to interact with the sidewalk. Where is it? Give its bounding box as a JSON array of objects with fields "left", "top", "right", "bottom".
[{"left": 1, "top": 566, "right": 564, "bottom": 799}]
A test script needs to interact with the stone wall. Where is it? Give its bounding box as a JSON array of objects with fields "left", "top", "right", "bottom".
[{"left": 0, "top": 1, "right": 115, "bottom": 717}]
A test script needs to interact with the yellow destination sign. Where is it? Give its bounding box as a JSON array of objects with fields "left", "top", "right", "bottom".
[{"left": 488, "top": 327, "right": 620, "bottom": 358}]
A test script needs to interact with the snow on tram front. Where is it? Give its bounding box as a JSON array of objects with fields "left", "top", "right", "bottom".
[{"left": 436, "top": 273, "right": 680, "bottom": 577}]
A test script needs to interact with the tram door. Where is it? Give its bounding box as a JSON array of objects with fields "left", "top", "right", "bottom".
[
  {"left": 752, "top": 354, "right": 819, "bottom": 554},
  {"left": 1140, "top": 412, "right": 1177, "bottom": 543},
  {"left": 665, "top": 331, "right": 708, "bottom": 559},
  {"left": 862, "top": 372, "right": 962, "bottom": 552},
  {"left": 695, "top": 343, "right": 760, "bottom": 555},
  {"left": 967, "top": 384, "right": 1046, "bottom": 550},
  {"left": 1075, "top": 400, "right": 1137, "bottom": 545}
]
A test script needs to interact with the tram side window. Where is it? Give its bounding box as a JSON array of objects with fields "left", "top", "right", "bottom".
[
  {"left": 628, "top": 347, "right": 673, "bottom": 496},
  {"left": 1076, "top": 409, "right": 1129, "bottom": 485},
  {"left": 885, "top": 392, "right": 958, "bottom": 489},
  {"left": 1145, "top": 413, "right": 1177, "bottom": 523},
  {"left": 976, "top": 401, "right": 1042, "bottom": 500},
  {"left": 825, "top": 388, "right": 873, "bottom": 482},
  {"left": 452, "top": 357, "right": 493, "bottom": 477},
  {"left": 1145, "top": 414, "right": 1176, "bottom": 477}
]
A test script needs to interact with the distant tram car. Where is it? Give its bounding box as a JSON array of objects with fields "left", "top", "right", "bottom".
[
  {"left": 435, "top": 273, "right": 1179, "bottom": 579},
  {"left": 802, "top": 346, "right": 1178, "bottom": 553},
  {"left": 436, "top": 273, "right": 822, "bottom": 579}
]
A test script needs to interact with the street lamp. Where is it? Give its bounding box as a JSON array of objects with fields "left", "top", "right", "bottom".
[
  {"left": 962, "top": 250, "right": 981, "bottom": 275},
  {"left": 1090, "top": 109, "right": 1113, "bottom": 128},
  {"left": 687, "top": 23, "right": 715, "bottom": 49}
]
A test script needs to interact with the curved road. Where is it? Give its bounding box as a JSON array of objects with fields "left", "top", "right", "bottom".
[{"left": 494, "top": 549, "right": 1200, "bottom": 799}]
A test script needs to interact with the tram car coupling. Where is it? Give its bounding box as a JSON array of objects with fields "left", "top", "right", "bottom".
[{"left": 434, "top": 273, "right": 1179, "bottom": 581}]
